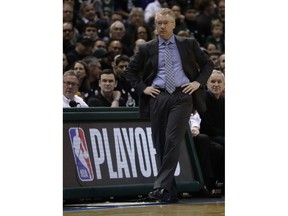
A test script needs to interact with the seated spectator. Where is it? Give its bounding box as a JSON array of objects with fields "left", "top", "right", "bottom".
[
  {"left": 66, "top": 34, "right": 94, "bottom": 69},
  {"left": 83, "top": 21, "right": 99, "bottom": 41},
  {"left": 132, "top": 38, "right": 146, "bottom": 57},
  {"left": 170, "top": 3, "right": 188, "bottom": 35},
  {"left": 63, "top": 70, "right": 89, "bottom": 108},
  {"left": 219, "top": 53, "right": 225, "bottom": 74},
  {"left": 63, "top": 53, "right": 69, "bottom": 73},
  {"left": 177, "top": 30, "right": 190, "bottom": 37},
  {"left": 189, "top": 111, "right": 224, "bottom": 197},
  {"left": 75, "top": 2, "right": 108, "bottom": 37},
  {"left": 204, "top": 42, "right": 217, "bottom": 55},
  {"left": 81, "top": 56, "right": 103, "bottom": 102},
  {"left": 205, "top": 19, "right": 225, "bottom": 53},
  {"left": 63, "top": 2, "right": 79, "bottom": 43},
  {"left": 113, "top": 54, "right": 138, "bottom": 106},
  {"left": 63, "top": 22, "right": 76, "bottom": 54},
  {"left": 71, "top": 60, "right": 90, "bottom": 99},
  {"left": 92, "top": 38, "right": 107, "bottom": 53},
  {"left": 209, "top": 50, "right": 221, "bottom": 69},
  {"left": 87, "top": 69, "right": 125, "bottom": 107},
  {"left": 199, "top": 70, "right": 225, "bottom": 147}
]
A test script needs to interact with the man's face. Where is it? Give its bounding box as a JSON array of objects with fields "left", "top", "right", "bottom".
[
  {"left": 116, "top": 61, "right": 129, "bottom": 75},
  {"left": 108, "top": 41, "right": 123, "bottom": 56},
  {"left": 155, "top": 14, "right": 175, "bottom": 40},
  {"left": 63, "top": 75, "right": 79, "bottom": 99},
  {"left": 206, "top": 72, "right": 225, "bottom": 97},
  {"left": 99, "top": 74, "right": 117, "bottom": 93},
  {"left": 110, "top": 24, "right": 125, "bottom": 40},
  {"left": 219, "top": 54, "right": 225, "bottom": 71},
  {"left": 85, "top": 27, "right": 98, "bottom": 39},
  {"left": 63, "top": 23, "right": 74, "bottom": 41}
]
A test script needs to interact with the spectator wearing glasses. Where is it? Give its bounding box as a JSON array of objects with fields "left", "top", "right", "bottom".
[
  {"left": 63, "top": 22, "right": 75, "bottom": 54},
  {"left": 63, "top": 70, "right": 89, "bottom": 108},
  {"left": 63, "top": 2, "right": 79, "bottom": 45}
]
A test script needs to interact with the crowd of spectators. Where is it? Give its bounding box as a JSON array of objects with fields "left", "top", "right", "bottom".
[
  {"left": 63, "top": 0, "right": 225, "bottom": 197},
  {"left": 63, "top": 0, "right": 225, "bottom": 107}
]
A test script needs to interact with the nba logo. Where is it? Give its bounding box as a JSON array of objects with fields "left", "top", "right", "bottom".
[{"left": 69, "top": 128, "right": 94, "bottom": 181}]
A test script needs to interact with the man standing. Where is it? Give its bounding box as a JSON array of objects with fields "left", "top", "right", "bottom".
[{"left": 124, "top": 8, "right": 213, "bottom": 203}]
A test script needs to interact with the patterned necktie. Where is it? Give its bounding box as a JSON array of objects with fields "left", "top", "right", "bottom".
[{"left": 164, "top": 41, "right": 175, "bottom": 93}]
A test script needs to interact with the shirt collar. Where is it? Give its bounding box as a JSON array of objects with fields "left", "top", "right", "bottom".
[
  {"left": 158, "top": 35, "right": 175, "bottom": 45},
  {"left": 63, "top": 95, "right": 75, "bottom": 103}
]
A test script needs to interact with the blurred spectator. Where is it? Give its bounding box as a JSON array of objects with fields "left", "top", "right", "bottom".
[
  {"left": 216, "top": 0, "right": 225, "bottom": 35},
  {"left": 195, "top": 0, "right": 216, "bottom": 46},
  {"left": 92, "top": 38, "right": 107, "bottom": 53},
  {"left": 66, "top": 34, "right": 94, "bottom": 69},
  {"left": 76, "top": 2, "right": 108, "bottom": 37},
  {"left": 177, "top": 30, "right": 190, "bottom": 37},
  {"left": 105, "top": 39, "right": 125, "bottom": 67},
  {"left": 183, "top": 4, "right": 201, "bottom": 41},
  {"left": 170, "top": 3, "right": 188, "bottom": 34},
  {"left": 83, "top": 21, "right": 99, "bottom": 41},
  {"left": 72, "top": 60, "right": 91, "bottom": 99},
  {"left": 218, "top": 53, "right": 225, "bottom": 74},
  {"left": 209, "top": 49, "right": 221, "bottom": 69},
  {"left": 124, "top": 8, "right": 152, "bottom": 55},
  {"left": 204, "top": 42, "right": 217, "bottom": 54},
  {"left": 105, "top": 20, "right": 131, "bottom": 55},
  {"left": 63, "top": 22, "right": 76, "bottom": 54},
  {"left": 63, "top": 53, "right": 70, "bottom": 73},
  {"left": 63, "top": 2, "right": 75, "bottom": 23},
  {"left": 113, "top": 55, "right": 138, "bottom": 106},
  {"left": 135, "top": 25, "right": 152, "bottom": 42},
  {"left": 132, "top": 38, "right": 146, "bottom": 56},
  {"left": 110, "top": 11, "right": 125, "bottom": 24},
  {"left": 63, "top": 70, "right": 89, "bottom": 108},
  {"left": 99, "top": 0, "right": 115, "bottom": 18},
  {"left": 144, "top": 0, "right": 169, "bottom": 27},
  {"left": 63, "top": 3, "right": 80, "bottom": 44},
  {"left": 82, "top": 56, "right": 103, "bottom": 102},
  {"left": 109, "top": 20, "right": 126, "bottom": 41},
  {"left": 205, "top": 19, "right": 224, "bottom": 52}
]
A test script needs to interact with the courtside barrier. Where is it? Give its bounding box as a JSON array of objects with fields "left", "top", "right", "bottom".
[{"left": 63, "top": 107, "right": 204, "bottom": 200}]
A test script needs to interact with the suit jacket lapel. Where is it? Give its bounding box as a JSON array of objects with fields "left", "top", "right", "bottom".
[
  {"left": 147, "top": 39, "right": 158, "bottom": 73},
  {"left": 175, "top": 36, "right": 192, "bottom": 74}
]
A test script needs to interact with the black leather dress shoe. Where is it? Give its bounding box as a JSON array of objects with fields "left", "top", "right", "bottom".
[{"left": 148, "top": 188, "right": 179, "bottom": 203}]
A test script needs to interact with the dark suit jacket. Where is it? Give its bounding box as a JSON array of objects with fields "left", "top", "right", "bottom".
[{"left": 124, "top": 35, "right": 214, "bottom": 118}]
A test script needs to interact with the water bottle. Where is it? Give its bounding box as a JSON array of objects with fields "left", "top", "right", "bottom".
[{"left": 126, "top": 92, "right": 135, "bottom": 107}]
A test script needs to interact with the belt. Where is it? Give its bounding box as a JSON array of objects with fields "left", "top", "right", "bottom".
[{"left": 157, "top": 87, "right": 183, "bottom": 93}]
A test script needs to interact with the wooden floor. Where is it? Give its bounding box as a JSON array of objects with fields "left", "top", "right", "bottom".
[{"left": 64, "top": 197, "right": 225, "bottom": 216}]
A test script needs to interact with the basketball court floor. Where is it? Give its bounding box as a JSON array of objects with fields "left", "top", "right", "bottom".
[{"left": 64, "top": 195, "right": 225, "bottom": 216}]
